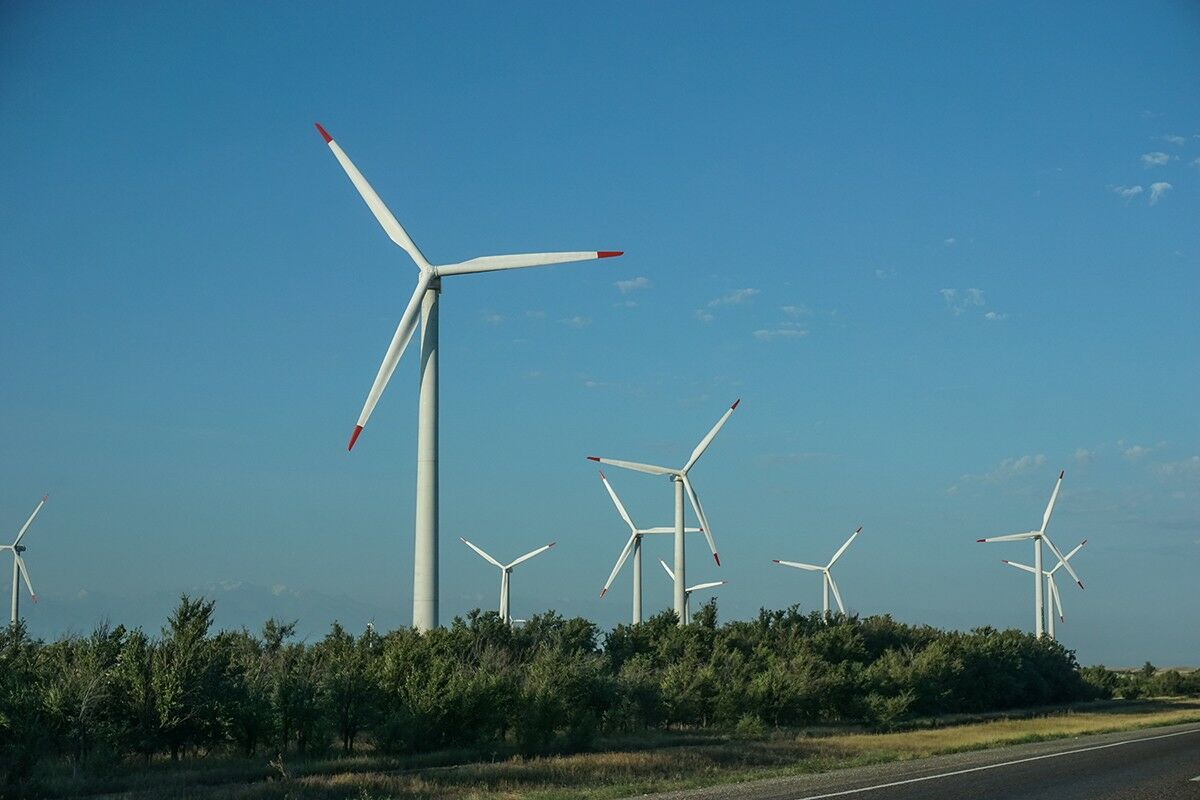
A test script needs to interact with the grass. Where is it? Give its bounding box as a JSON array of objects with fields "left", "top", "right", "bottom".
[{"left": 47, "top": 698, "right": 1200, "bottom": 800}]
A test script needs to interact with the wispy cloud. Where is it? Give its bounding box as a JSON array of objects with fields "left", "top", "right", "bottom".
[
  {"left": 1149, "top": 182, "right": 1172, "bottom": 205},
  {"left": 1141, "top": 151, "right": 1171, "bottom": 166},
  {"left": 614, "top": 299, "right": 638, "bottom": 309},
  {"left": 943, "top": 237, "right": 957, "bottom": 246},
  {"left": 1074, "top": 448, "right": 1094, "bottom": 464},
  {"left": 693, "top": 308, "right": 714, "bottom": 323},
  {"left": 874, "top": 268, "right": 896, "bottom": 280},
  {"left": 1155, "top": 456, "right": 1200, "bottom": 476},
  {"left": 1192, "top": 157, "right": 1200, "bottom": 170},
  {"left": 753, "top": 324, "right": 808, "bottom": 342},
  {"left": 615, "top": 276, "right": 650, "bottom": 294},
  {"left": 1161, "top": 134, "right": 1187, "bottom": 145},
  {"left": 984, "top": 311, "right": 1007, "bottom": 321},
  {"left": 1113, "top": 184, "right": 1144, "bottom": 200},
  {"left": 708, "top": 288, "right": 760, "bottom": 307},
  {"left": 559, "top": 315, "right": 591, "bottom": 329},
  {"left": 482, "top": 312, "right": 504, "bottom": 325},
  {"left": 1123, "top": 443, "right": 1152, "bottom": 460},
  {"left": 525, "top": 310, "right": 546, "bottom": 320},
  {"left": 941, "top": 287, "right": 987, "bottom": 316},
  {"left": 955, "top": 454, "right": 1048, "bottom": 488},
  {"left": 780, "top": 305, "right": 808, "bottom": 318}
]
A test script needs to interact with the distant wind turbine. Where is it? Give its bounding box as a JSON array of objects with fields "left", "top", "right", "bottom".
[
  {"left": 588, "top": 400, "right": 738, "bottom": 626},
  {"left": 657, "top": 559, "right": 725, "bottom": 624},
  {"left": 460, "top": 538, "right": 555, "bottom": 625},
  {"left": 597, "top": 470, "right": 700, "bottom": 624},
  {"left": 977, "top": 470, "right": 1083, "bottom": 638},
  {"left": 317, "top": 123, "right": 621, "bottom": 631},
  {"left": 773, "top": 526, "right": 861, "bottom": 620},
  {"left": 2, "top": 496, "right": 47, "bottom": 625},
  {"left": 1003, "top": 539, "right": 1087, "bottom": 640}
]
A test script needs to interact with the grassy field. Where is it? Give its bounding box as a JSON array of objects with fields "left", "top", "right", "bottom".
[{"left": 46, "top": 698, "right": 1200, "bottom": 800}]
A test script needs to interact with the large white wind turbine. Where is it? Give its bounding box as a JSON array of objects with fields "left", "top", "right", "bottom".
[
  {"left": 317, "top": 123, "right": 621, "bottom": 631},
  {"left": 2, "top": 496, "right": 46, "bottom": 625},
  {"left": 657, "top": 559, "right": 725, "bottom": 625},
  {"left": 977, "top": 470, "right": 1083, "bottom": 638},
  {"left": 460, "top": 538, "right": 555, "bottom": 626},
  {"left": 596, "top": 470, "right": 701, "bottom": 624},
  {"left": 1002, "top": 539, "right": 1086, "bottom": 640},
  {"left": 773, "top": 526, "right": 861, "bottom": 620},
  {"left": 588, "top": 400, "right": 739, "bottom": 626}
]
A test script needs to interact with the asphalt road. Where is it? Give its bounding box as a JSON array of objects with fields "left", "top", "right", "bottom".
[{"left": 641, "top": 722, "right": 1200, "bottom": 800}]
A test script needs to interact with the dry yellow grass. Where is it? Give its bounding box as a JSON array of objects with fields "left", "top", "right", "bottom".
[{"left": 70, "top": 699, "right": 1200, "bottom": 800}]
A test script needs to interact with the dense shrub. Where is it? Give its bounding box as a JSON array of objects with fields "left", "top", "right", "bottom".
[{"left": 1, "top": 594, "right": 1143, "bottom": 788}]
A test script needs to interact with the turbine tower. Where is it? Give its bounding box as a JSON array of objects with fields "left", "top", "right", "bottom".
[
  {"left": 460, "top": 538, "right": 555, "bottom": 625},
  {"left": 317, "top": 123, "right": 621, "bottom": 631},
  {"left": 773, "top": 526, "right": 861, "bottom": 620},
  {"left": 597, "top": 470, "right": 700, "bottom": 624},
  {"left": 1003, "top": 539, "right": 1086, "bottom": 640},
  {"left": 588, "top": 400, "right": 738, "bottom": 626},
  {"left": 2, "top": 496, "right": 47, "bottom": 625},
  {"left": 657, "top": 559, "right": 725, "bottom": 624},
  {"left": 977, "top": 470, "right": 1083, "bottom": 638}
]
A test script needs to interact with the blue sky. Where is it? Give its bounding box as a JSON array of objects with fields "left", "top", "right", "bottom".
[{"left": 1, "top": 2, "right": 1197, "bottom": 665}]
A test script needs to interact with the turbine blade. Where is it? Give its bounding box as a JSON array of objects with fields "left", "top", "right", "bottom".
[
  {"left": 1043, "top": 535, "right": 1084, "bottom": 589},
  {"left": 682, "top": 399, "right": 740, "bottom": 474},
  {"left": 13, "top": 495, "right": 47, "bottom": 547},
  {"left": 600, "top": 533, "right": 637, "bottom": 598},
  {"left": 316, "top": 123, "right": 429, "bottom": 268},
  {"left": 507, "top": 541, "right": 555, "bottom": 568},
  {"left": 977, "top": 531, "right": 1038, "bottom": 543},
  {"left": 1001, "top": 559, "right": 1038, "bottom": 575},
  {"left": 460, "top": 537, "right": 503, "bottom": 569},
  {"left": 827, "top": 526, "right": 862, "bottom": 568},
  {"left": 436, "top": 251, "right": 622, "bottom": 276},
  {"left": 14, "top": 555, "right": 34, "bottom": 600},
  {"left": 686, "top": 580, "right": 726, "bottom": 593},
  {"left": 772, "top": 559, "right": 824, "bottom": 571},
  {"left": 349, "top": 270, "right": 433, "bottom": 449},
  {"left": 681, "top": 476, "right": 719, "bottom": 565},
  {"left": 1049, "top": 575, "right": 1064, "bottom": 621},
  {"left": 599, "top": 471, "right": 637, "bottom": 532},
  {"left": 826, "top": 571, "right": 846, "bottom": 614},
  {"left": 658, "top": 558, "right": 675, "bottom": 582},
  {"left": 1041, "top": 470, "right": 1065, "bottom": 533},
  {"left": 639, "top": 526, "right": 702, "bottom": 534},
  {"left": 585, "top": 457, "right": 675, "bottom": 476}
]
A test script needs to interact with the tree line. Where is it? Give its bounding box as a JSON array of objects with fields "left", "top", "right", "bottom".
[{"left": 0, "top": 595, "right": 1163, "bottom": 787}]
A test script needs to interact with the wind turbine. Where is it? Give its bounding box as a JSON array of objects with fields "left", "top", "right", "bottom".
[
  {"left": 597, "top": 470, "right": 701, "bottom": 624},
  {"left": 460, "top": 538, "right": 555, "bottom": 625},
  {"left": 773, "top": 526, "right": 861, "bottom": 620},
  {"left": 2, "top": 496, "right": 46, "bottom": 625},
  {"left": 657, "top": 559, "right": 725, "bottom": 625},
  {"left": 977, "top": 470, "right": 1083, "bottom": 638},
  {"left": 317, "top": 123, "right": 622, "bottom": 631},
  {"left": 1003, "top": 539, "right": 1086, "bottom": 640},
  {"left": 588, "top": 400, "right": 738, "bottom": 626}
]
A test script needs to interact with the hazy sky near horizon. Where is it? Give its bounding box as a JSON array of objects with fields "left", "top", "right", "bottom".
[{"left": 1, "top": 2, "right": 1197, "bottom": 665}]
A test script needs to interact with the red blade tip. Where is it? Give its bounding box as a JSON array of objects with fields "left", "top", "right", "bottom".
[
  {"left": 1077, "top": 581, "right": 1084, "bottom": 589},
  {"left": 42, "top": 495, "right": 48, "bottom": 502},
  {"left": 1059, "top": 470, "right": 1065, "bottom": 479},
  {"left": 315, "top": 122, "right": 332, "bottom": 143},
  {"left": 599, "top": 588, "right": 607, "bottom": 598},
  {"left": 597, "top": 251, "right": 623, "bottom": 258},
  {"left": 976, "top": 538, "right": 987, "bottom": 543},
  {"left": 548, "top": 542, "right": 557, "bottom": 548},
  {"left": 772, "top": 559, "right": 780, "bottom": 563},
  {"left": 1001, "top": 559, "right": 1009, "bottom": 564},
  {"left": 30, "top": 595, "right": 37, "bottom": 603},
  {"left": 348, "top": 425, "right": 363, "bottom": 451},
  {"left": 713, "top": 553, "right": 721, "bottom": 566},
  {"left": 587, "top": 456, "right": 600, "bottom": 462},
  {"left": 731, "top": 398, "right": 741, "bottom": 409},
  {"left": 1081, "top": 539, "right": 1088, "bottom": 545}
]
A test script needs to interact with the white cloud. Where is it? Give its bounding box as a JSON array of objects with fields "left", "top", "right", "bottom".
[
  {"left": 1149, "top": 182, "right": 1172, "bottom": 205},
  {"left": 559, "top": 315, "right": 591, "bottom": 329},
  {"left": 1156, "top": 456, "right": 1200, "bottom": 476},
  {"left": 1161, "top": 134, "right": 1187, "bottom": 145},
  {"left": 1074, "top": 448, "right": 1094, "bottom": 464},
  {"left": 615, "top": 276, "right": 650, "bottom": 294},
  {"left": 482, "top": 312, "right": 504, "bottom": 325},
  {"left": 966, "top": 288, "right": 985, "bottom": 305},
  {"left": 984, "top": 311, "right": 1007, "bottom": 321},
  {"left": 693, "top": 309, "right": 714, "bottom": 323},
  {"left": 1123, "top": 444, "right": 1152, "bottom": 460},
  {"left": 780, "top": 305, "right": 808, "bottom": 318},
  {"left": 1141, "top": 151, "right": 1171, "bottom": 166},
  {"left": 1192, "top": 157, "right": 1200, "bottom": 169},
  {"left": 753, "top": 327, "right": 808, "bottom": 342},
  {"left": 614, "top": 299, "right": 638, "bottom": 308},
  {"left": 960, "top": 454, "right": 1048, "bottom": 484},
  {"left": 941, "top": 287, "right": 986, "bottom": 316},
  {"left": 874, "top": 268, "right": 895, "bottom": 280},
  {"left": 708, "top": 288, "right": 760, "bottom": 307},
  {"left": 525, "top": 310, "right": 546, "bottom": 320},
  {"left": 943, "top": 237, "right": 957, "bottom": 246},
  {"left": 1113, "top": 184, "right": 1144, "bottom": 200}
]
